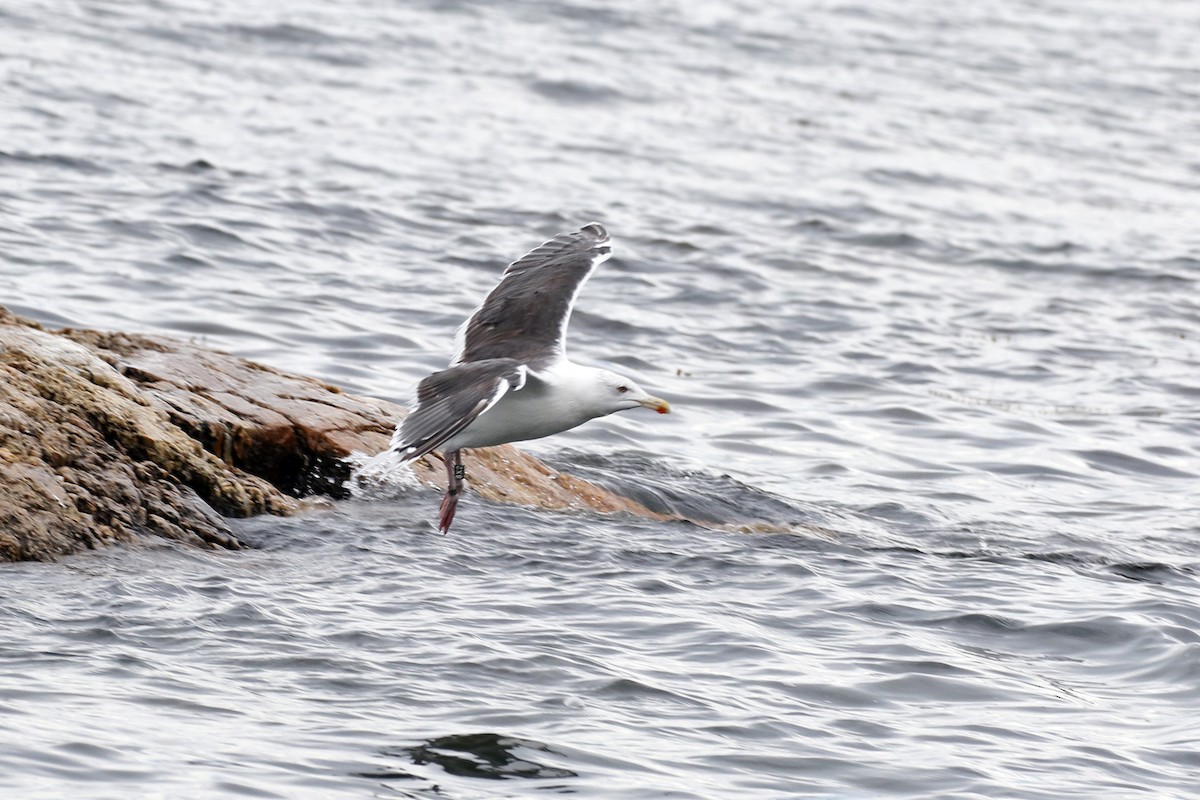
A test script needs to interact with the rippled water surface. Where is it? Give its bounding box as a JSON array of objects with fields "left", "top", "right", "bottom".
[{"left": 3, "top": 0, "right": 1200, "bottom": 797}]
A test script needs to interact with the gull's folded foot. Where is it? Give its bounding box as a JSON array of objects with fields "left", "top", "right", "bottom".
[{"left": 438, "top": 489, "right": 459, "bottom": 534}]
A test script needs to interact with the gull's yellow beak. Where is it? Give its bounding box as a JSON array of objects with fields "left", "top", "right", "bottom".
[{"left": 640, "top": 396, "right": 671, "bottom": 414}]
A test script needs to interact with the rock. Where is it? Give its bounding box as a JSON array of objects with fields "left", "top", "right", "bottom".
[
  {"left": 0, "top": 308, "right": 293, "bottom": 561},
  {"left": 1, "top": 306, "right": 671, "bottom": 562}
]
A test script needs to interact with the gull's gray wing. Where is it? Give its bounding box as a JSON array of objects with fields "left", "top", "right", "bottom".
[
  {"left": 451, "top": 223, "right": 612, "bottom": 370},
  {"left": 391, "top": 358, "right": 526, "bottom": 461}
]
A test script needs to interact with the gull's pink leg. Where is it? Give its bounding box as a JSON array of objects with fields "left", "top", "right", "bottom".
[{"left": 438, "top": 450, "right": 464, "bottom": 533}]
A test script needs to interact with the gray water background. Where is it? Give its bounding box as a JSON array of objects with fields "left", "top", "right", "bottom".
[{"left": 2, "top": 0, "right": 1199, "bottom": 797}]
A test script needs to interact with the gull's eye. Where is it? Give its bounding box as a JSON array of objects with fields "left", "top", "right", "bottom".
[{"left": 616, "top": 385, "right": 629, "bottom": 394}]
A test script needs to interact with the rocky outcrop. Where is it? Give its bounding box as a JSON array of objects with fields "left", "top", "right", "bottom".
[
  {"left": 0, "top": 308, "right": 292, "bottom": 560},
  {"left": 1, "top": 307, "right": 669, "bottom": 562}
]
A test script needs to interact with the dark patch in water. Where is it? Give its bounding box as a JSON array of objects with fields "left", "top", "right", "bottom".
[
  {"left": 0, "top": 150, "right": 109, "bottom": 175},
  {"left": 387, "top": 733, "right": 577, "bottom": 781},
  {"left": 1108, "top": 561, "right": 1195, "bottom": 584},
  {"left": 527, "top": 78, "right": 629, "bottom": 105},
  {"left": 224, "top": 23, "right": 342, "bottom": 45},
  {"left": 554, "top": 449, "right": 815, "bottom": 528}
]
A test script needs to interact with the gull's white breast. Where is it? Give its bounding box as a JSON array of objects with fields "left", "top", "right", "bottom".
[{"left": 442, "top": 363, "right": 598, "bottom": 451}]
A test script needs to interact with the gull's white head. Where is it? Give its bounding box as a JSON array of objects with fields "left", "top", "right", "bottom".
[{"left": 587, "top": 368, "right": 671, "bottom": 417}]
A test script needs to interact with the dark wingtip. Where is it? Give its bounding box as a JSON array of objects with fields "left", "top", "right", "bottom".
[{"left": 580, "top": 222, "right": 608, "bottom": 241}]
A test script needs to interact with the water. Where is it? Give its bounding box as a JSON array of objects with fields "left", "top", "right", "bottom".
[{"left": 2, "top": 0, "right": 1199, "bottom": 797}]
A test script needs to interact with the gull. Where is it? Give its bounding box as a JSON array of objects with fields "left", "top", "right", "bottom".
[{"left": 382, "top": 223, "right": 670, "bottom": 532}]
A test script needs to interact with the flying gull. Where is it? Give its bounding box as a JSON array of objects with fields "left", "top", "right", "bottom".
[{"left": 380, "top": 222, "right": 670, "bottom": 532}]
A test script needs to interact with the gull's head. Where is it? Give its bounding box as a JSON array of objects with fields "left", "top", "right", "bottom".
[{"left": 590, "top": 368, "right": 670, "bottom": 416}]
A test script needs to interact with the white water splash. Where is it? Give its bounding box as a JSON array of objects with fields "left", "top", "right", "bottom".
[{"left": 343, "top": 450, "right": 423, "bottom": 499}]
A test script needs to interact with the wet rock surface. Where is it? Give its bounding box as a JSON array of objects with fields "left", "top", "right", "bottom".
[
  {"left": 1, "top": 307, "right": 668, "bottom": 562},
  {"left": 0, "top": 308, "right": 291, "bottom": 560}
]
